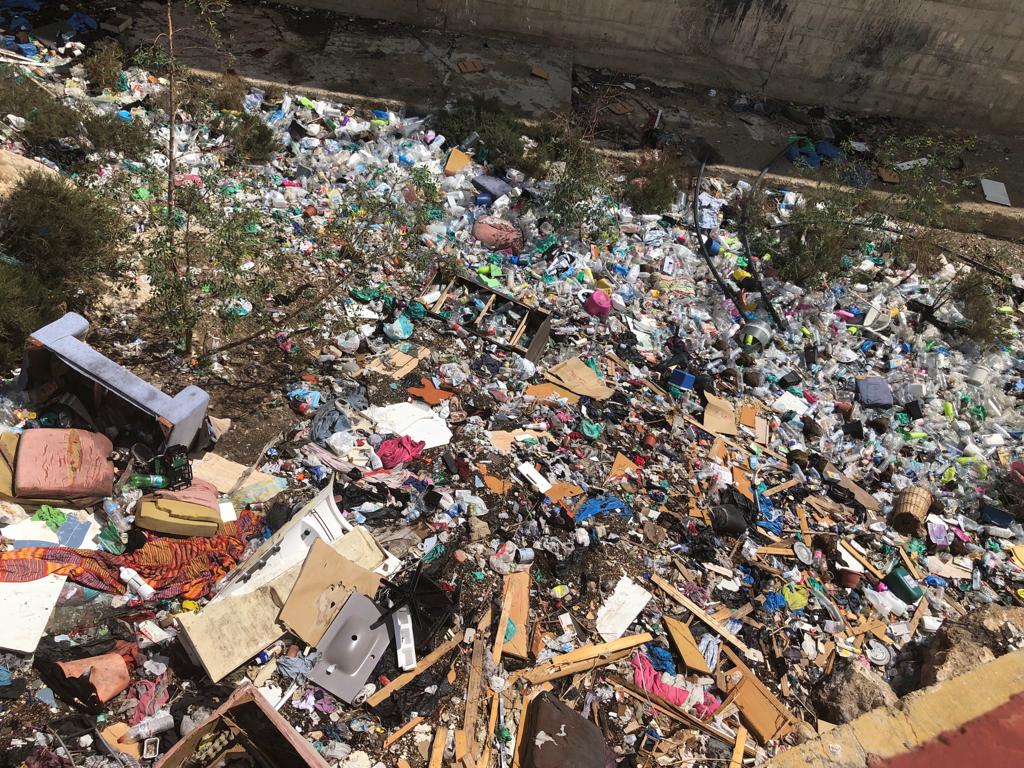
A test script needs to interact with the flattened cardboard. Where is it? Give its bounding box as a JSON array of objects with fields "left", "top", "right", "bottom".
[
  {"left": 191, "top": 452, "right": 278, "bottom": 496},
  {"left": 279, "top": 538, "right": 381, "bottom": 647},
  {"left": 178, "top": 565, "right": 299, "bottom": 683},
  {"left": 607, "top": 452, "right": 641, "bottom": 482},
  {"left": 544, "top": 358, "right": 614, "bottom": 400},
  {"left": 487, "top": 429, "right": 550, "bottom": 453},
  {"left": 704, "top": 393, "right": 738, "bottom": 436},
  {"left": 365, "top": 343, "right": 431, "bottom": 379},
  {"left": 524, "top": 382, "right": 579, "bottom": 404}
]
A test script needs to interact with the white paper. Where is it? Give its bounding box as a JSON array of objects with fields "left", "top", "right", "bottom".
[{"left": 595, "top": 575, "right": 652, "bottom": 642}]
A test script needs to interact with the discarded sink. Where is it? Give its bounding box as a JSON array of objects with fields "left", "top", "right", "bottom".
[{"left": 307, "top": 593, "right": 391, "bottom": 703}]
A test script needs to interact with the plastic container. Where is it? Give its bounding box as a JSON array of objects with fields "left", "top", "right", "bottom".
[
  {"left": 118, "top": 711, "right": 174, "bottom": 743},
  {"left": 883, "top": 566, "right": 924, "bottom": 604},
  {"left": 119, "top": 567, "right": 156, "bottom": 600}
]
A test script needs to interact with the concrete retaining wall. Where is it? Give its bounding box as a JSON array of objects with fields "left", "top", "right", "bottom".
[{"left": 279, "top": 0, "right": 1024, "bottom": 129}]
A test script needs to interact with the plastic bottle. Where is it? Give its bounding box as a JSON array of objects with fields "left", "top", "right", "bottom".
[
  {"left": 118, "top": 712, "right": 174, "bottom": 743},
  {"left": 127, "top": 474, "right": 169, "bottom": 489},
  {"left": 119, "top": 567, "right": 156, "bottom": 600},
  {"left": 101, "top": 498, "right": 131, "bottom": 533}
]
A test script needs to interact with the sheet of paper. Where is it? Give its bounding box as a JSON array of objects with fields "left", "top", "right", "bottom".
[{"left": 595, "top": 576, "right": 652, "bottom": 642}]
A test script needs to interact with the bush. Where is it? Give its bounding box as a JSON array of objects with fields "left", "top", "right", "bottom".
[
  {"left": 0, "top": 68, "right": 152, "bottom": 165},
  {"left": 620, "top": 152, "right": 687, "bottom": 214},
  {"left": 83, "top": 40, "right": 125, "bottom": 92},
  {"left": 0, "top": 172, "right": 126, "bottom": 367},
  {"left": 0, "top": 263, "right": 53, "bottom": 370},
  {"left": 217, "top": 112, "right": 278, "bottom": 164},
  {"left": 434, "top": 99, "right": 528, "bottom": 171},
  {"left": 213, "top": 71, "right": 248, "bottom": 111}
]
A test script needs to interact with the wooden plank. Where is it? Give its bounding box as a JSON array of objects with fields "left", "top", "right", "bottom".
[
  {"left": 730, "top": 726, "right": 748, "bottom": 768},
  {"left": 455, "top": 730, "right": 470, "bottom": 761},
  {"left": 520, "top": 648, "right": 634, "bottom": 685},
  {"left": 610, "top": 676, "right": 757, "bottom": 757},
  {"left": 503, "top": 571, "right": 531, "bottom": 659},
  {"left": 492, "top": 587, "right": 516, "bottom": 665},
  {"left": 550, "top": 633, "right": 652, "bottom": 666},
  {"left": 664, "top": 616, "right": 711, "bottom": 674},
  {"left": 462, "top": 609, "right": 493, "bottom": 767},
  {"left": 720, "top": 645, "right": 796, "bottom": 743},
  {"left": 651, "top": 575, "right": 756, "bottom": 659},
  {"left": 384, "top": 716, "right": 424, "bottom": 749},
  {"left": 899, "top": 546, "right": 923, "bottom": 580},
  {"left": 796, "top": 504, "right": 810, "bottom": 539},
  {"left": 839, "top": 540, "right": 884, "bottom": 580},
  {"left": 907, "top": 598, "right": 928, "bottom": 641},
  {"left": 367, "top": 631, "right": 465, "bottom": 706},
  {"left": 476, "top": 690, "right": 501, "bottom": 768},
  {"left": 429, "top": 727, "right": 448, "bottom": 768}
]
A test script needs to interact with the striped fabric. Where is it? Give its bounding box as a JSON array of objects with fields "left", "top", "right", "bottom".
[{"left": 0, "top": 510, "right": 264, "bottom": 600}]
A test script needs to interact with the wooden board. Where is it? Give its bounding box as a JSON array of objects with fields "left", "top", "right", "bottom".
[
  {"left": 664, "top": 616, "right": 711, "bottom": 674},
  {"left": 730, "top": 726, "right": 748, "bottom": 768},
  {"left": 367, "top": 631, "right": 464, "bottom": 707},
  {"left": 720, "top": 645, "right": 796, "bottom": 743},
  {"left": 651, "top": 575, "right": 756, "bottom": 659},
  {"left": 429, "top": 727, "right": 448, "bottom": 768},
  {"left": 384, "top": 716, "right": 424, "bottom": 749},
  {"left": 502, "top": 571, "right": 531, "bottom": 659}
]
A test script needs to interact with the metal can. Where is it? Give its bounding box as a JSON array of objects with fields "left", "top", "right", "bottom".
[{"left": 514, "top": 547, "right": 535, "bottom": 565}]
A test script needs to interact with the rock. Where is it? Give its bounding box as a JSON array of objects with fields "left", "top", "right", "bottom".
[
  {"left": 468, "top": 517, "right": 491, "bottom": 543},
  {"left": 0, "top": 149, "right": 55, "bottom": 198},
  {"left": 920, "top": 604, "right": 1024, "bottom": 686},
  {"left": 810, "top": 657, "right": 897, "bottom": 724}
]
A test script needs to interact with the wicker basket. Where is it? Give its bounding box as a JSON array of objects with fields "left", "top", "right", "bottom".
[{"left": 892, "top": 486, "right": 933, "bottom": 535}]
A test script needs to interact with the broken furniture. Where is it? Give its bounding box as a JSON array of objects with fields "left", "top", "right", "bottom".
[
  {"left": 420, "top": 269, "right": 552, "bottom": 362},
  {"left": 156, "top": 683, "right": 329, "bottom": 768},
  {"left": 21, "top": 313, "right": 209, "bottom": 450}
]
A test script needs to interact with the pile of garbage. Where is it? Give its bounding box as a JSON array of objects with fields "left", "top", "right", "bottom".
[{"left": 2, "top": 8, "right": 1024, "bottom": 768}]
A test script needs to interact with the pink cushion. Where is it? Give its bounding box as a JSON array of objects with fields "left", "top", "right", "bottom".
[{"left": 14, "top": 428, "right": 114, "bottom": 501}]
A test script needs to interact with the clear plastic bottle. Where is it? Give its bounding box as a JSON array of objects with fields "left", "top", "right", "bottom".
[{"left": 119, "top": 711, "right": 174, "bottom": 743}]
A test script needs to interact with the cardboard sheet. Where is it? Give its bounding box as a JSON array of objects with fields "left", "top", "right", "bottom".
[
  {"left": 607, "top": 452, "right": 641, "bottom": 482},
  {"left": 703, "top": 393, "right": 738, "bottom": 435},
  {"left": 487, "top": 429, "right": 550, "bottom": 453},
  {"left": 178, "top": 565, "right": 299, "bottom": 682},
  {"left": 365, "top": 343, "right": 431, "bottom": 379},
  {"left": 595, "top": 576, "right": 652, "bottom": 642},
  {"left": 544, "top": 358, "right": 614, "bottom": 400},
  {"left": 191, "top": 452, "right": 279, "bottom": 495},
  {"left": 524, "top": 382, "right": 580, "bottom": 404},
  {"left": 279, "top": 538, "right": 381, "bottom": 646}
]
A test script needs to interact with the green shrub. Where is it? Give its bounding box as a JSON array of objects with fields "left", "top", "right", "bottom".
[
  {"left": 217, "top": 112, "right": 278, "bottom": 164},
  {"left": 620, "top": 152, "right": 687, "bottom": 214},
  {"left": 0, "top": 172, "right": 126, "bottom": 368},
  {"left": 83, "top": 40, "right": 125, "bottom": 92},
  {"left": 434, "top": 99, "right": 528, "bottom": 171},
  {"left": 0, "top": 69, "right": 152, "bottom": 165}
]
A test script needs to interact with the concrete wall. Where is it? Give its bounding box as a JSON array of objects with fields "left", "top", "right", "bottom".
[{"left": 280, "top": 0, "right": 1024, "bottom": 129}]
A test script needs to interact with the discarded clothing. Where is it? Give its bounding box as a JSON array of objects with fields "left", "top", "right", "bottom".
[
  {"left": 376, "top": 435, "right": 426, "bottom": 469},
  {"left": 632, "top": 652, "right": 689, "bottom": 708},
  {"left": 574, "top": 495, "right": 631, "bottom": 524}
]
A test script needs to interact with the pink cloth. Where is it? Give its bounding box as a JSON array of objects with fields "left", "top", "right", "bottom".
[
  {"left": 584, "top": 290, "right": 612, "bottom": 317},
  {"left": 632, "top": 653, "right": 689, "bottom": 707},
  {"left": 376, "top": 435, "right": 425, "bottom": 469}
]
